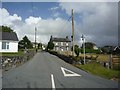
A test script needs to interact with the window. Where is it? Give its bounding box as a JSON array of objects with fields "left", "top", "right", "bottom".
[
  {"left": 66, "top": 43, "right": 68, "bottom": 46},
  {"left": 61, "top": 42, "right": 63, "bottom": 46},
  {"left": 67, "top": 47, "right": 69, "bottom": 50},
  {"left": 56, "top": 47, "right": 59, "bottom": 51},
  {"left": 56, "top": 42, "right": 58, "bottom": 46},
  {"left": 61, "top": 48, "right": 63, "bottom": 51},
  {"left": 2, "top": 42, "right": 9, "bottom": 50}
]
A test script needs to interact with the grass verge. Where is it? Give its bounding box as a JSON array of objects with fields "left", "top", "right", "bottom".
[
  {"left": 0, "top": 50, "right": 24, "bottom": 56},
  {"left": 74, "top": 62, "right": 120, "bottom": 81}
]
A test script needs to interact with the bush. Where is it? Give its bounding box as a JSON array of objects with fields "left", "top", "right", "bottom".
[
  {"left": 47, "top": 41, "right": 54, "bottom": 50},
  {"left": 74, "top": 45, "right": 80, "bottom": 57},
  {"left": 80, "top": 48, "right": 101, "bottom": 54}
]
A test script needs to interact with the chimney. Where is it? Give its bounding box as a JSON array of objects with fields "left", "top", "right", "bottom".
[
  {"left": 50, "top": 35, "right": 53, "bottom": 41},
  {"left": 66, "top": 36, "right": 68, "bottom": 39},
  {"left": 50, "top": 35, "right": 52, "bottom": 39}
]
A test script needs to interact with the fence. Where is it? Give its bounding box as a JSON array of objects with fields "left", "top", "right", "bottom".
[{"left": 112, "top": 56, "right": 120, "bottom": 70}]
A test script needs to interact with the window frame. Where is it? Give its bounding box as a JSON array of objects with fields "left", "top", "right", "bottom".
[
  {"left": 55, "top": 42, "right": 58, "bottom": 46},
  {"left": 2, "top": 42, "right": 9, "bottom": 50},
  {"left": 61, "top": 42, "right": 63, "bottom": 46}
]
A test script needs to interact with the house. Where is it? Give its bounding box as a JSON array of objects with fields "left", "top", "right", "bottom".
[
  {"left": 50, "top": 36, "right": 71, "bottom": 51},
  {"left": 32, "top": 42, "right": 38, "bottom": 48},
  {"left": 42, "top": 44, "right": 46, "bottom": 50},
  {"left": 93, "top": 45, "right": 98, "bottom": 50},
  {"left": 114, "top": 46, "right": 120, "bottom": 51},
  {"left": 113, "top": 46, "right": 120, "bottom": 54},
  {"left": 0, "top": 32, "right": 19, "bottom": 53}
]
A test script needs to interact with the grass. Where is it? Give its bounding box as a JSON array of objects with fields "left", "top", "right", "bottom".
[
  {"left": 0, "top": 49, "right": 37, "bottom": 56},
  {"left": 96, "top": 54, "right": 110, "bottom": 62},
  {"left": 0, "top": 50, "right": 24, "bottom": 56},
  {"left": 74, "top": 62, "right": 120, "bottom": 81},
  {"left": 80, "top": 54, "right": 112, "bottom": 62}
]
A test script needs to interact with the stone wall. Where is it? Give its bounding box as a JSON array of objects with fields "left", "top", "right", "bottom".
[{"left": 0, "top": 50, "right": 36, "bottom": 71}]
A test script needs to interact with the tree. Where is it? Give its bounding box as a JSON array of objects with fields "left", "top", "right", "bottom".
[
  {"left": 74, "top": 45, "right": 80, "bottom": 57},
  {"left": 38, "top": 43, "right": 42, "bottom": 49},
  {"left": 18, "top": 36, "right": 33, "bottom": 49},
  {"left": 81, "top": 42, "right": 96, "bottom": 49},
  {"left": 47, "top": 41, "right": 54, "bottom": 50},
  {"left": 101, "top": 46, "right": 113, "bottom": 54},
  {"left": 0, "top": 26, "right": 13, "bottom": 32}
]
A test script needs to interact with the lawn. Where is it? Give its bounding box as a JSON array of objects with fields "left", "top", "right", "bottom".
[
  {"left": 0, "top": 49, "right": 37, "bottom": 56},
  {"left": 74, "top": 62, "right": 120, "bottom": 81},
  {"left": 0, "top": 50, "right": 24, "bottom": 56}
]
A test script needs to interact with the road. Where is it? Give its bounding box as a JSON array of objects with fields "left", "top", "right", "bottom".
[
  {"left": 2, "top": 52, "right": 118, "bottom": 88},
  {"left": 0, "top": 69, "right": 2, "bottom": 90}
]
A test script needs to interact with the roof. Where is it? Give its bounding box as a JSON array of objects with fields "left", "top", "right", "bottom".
[
  {"left": 114, "top": 46, "right": 120, "bottom": 51},
  {"left": 51, "top": 37, "right": 71, "bottom": 42},
  {"left": 31, "top": 42, "right": 39, "bottom": 44},
  {"left": 0, "top": 32, "right": 19, "bottom": 41}
]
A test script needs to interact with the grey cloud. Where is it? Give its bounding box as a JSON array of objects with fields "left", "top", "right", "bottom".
[{"left": 59, "top": 2, "right": 118, "bottom": 47}]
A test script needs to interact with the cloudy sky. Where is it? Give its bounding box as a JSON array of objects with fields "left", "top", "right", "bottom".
[{"left": 0, "top": 1, "right": 118, "bottom": 47}]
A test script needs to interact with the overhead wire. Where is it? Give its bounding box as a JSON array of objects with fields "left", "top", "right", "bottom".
[{"left": 31, "top": 2, "right": 72, "bottom": 38}]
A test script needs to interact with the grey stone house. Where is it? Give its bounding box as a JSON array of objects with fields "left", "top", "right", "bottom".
[{"left": 50, "top": 36, "right": 71, "bottom": 51}]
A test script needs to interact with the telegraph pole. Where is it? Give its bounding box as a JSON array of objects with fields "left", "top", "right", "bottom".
[
  {"left": 72, "top": 9, "right": 75, "bottom": 56},
  {"left": 35, "top": 27, "right": 37, "bottom": 52},
  {"left": 81, "top": 34, "right": 85, "bottom": 64}
]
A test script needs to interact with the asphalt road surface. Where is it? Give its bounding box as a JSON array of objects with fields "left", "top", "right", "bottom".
[
  {"left": 2, "top": 52, "right": 119, "bottom": 88},
  {"left": 0, "top": 69, "right": 2, "bottom": 89}
]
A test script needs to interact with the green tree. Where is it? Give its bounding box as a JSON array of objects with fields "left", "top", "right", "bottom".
[
  {"left": 0, "top": 26, "right": 13, "bottom": 32},
  {"left": 74, "top": 45, "right": 80, "bottom": 57},
  {"left": 47, "top": 41, "right": 54, "bottom": 50},
  {"left": 81, "top": 42, "right": 96, "bottom": 49},
  {"left": 38, "top": 43, "right": 42, "bottom": 49},
  {"left": 18, "top": 36, "right": 33, "bottom": 49},
  {"left": 101, "top": 46, "right": 113, "bottom": 54}
]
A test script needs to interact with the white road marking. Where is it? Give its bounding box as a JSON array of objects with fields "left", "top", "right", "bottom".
[
  {"left": 51, "top": 74, "right": 56, "bottom": 90},
  {"left": 61, "top": 67, "right": 81, "bottom": 77}
]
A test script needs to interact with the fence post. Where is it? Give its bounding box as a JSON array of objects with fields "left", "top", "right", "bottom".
[{"left": 109, "top": 54, "right": 113, "bottom": 69}]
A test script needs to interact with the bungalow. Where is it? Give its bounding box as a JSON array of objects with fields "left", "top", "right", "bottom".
[
  {"left": 0, "top": 32, "right": 19, "bottom": 53},
  {"left": 50, "top": 36, "right": 71, "bottom": 51}
]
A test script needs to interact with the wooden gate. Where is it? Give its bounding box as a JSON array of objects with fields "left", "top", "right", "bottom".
[{"left": 112, "top": 56, "right": 120, "bottom": 70}]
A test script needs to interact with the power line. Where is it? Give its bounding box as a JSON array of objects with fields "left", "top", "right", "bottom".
[
  {"left": 58, "top": 16, "right": 72, "bottom": 37},
  {"left": 62, "top": 16, "right": 72, "bottom": 30}
]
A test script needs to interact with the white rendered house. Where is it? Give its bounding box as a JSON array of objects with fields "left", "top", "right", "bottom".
[{"left": 0, "top": 32, "right": 19, "bottom": 53}]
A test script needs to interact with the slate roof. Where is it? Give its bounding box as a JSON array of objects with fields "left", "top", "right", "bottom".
[
  {"left": 114, "top": 46, "right": 120, "bottom": 51},
  {"left": 51, "top": 37, "right": 71, "bottom": 42},
  {"left": 0, "top": 32, "right": 19, "bottom": 41}
]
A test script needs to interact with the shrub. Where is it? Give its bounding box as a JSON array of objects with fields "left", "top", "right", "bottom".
[{"left": 74, "top": 45, "right": 80, "bottom": 57}]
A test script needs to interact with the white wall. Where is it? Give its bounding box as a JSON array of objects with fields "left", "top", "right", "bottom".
[{"left": 0, "top": 41, "right": 18, "bottom": 53}]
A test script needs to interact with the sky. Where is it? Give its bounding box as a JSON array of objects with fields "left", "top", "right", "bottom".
[{"left": 0, "top": 1, "right": 119, "bottom": 47}]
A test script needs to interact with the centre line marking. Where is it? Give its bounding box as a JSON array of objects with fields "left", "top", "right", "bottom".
[{"left": 51, "top": 74, "right": 56, "bottom": 90}]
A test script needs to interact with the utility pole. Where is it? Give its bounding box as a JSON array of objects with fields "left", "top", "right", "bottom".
[
  {"left": 72, "top": 9, "right": 75, "bottom": 56},
  {"left": 81, "top": 34, "right": 85, "bottom": 64},
  {"left": 35, "top": 27, "right": 37, "bottom": 52}
]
